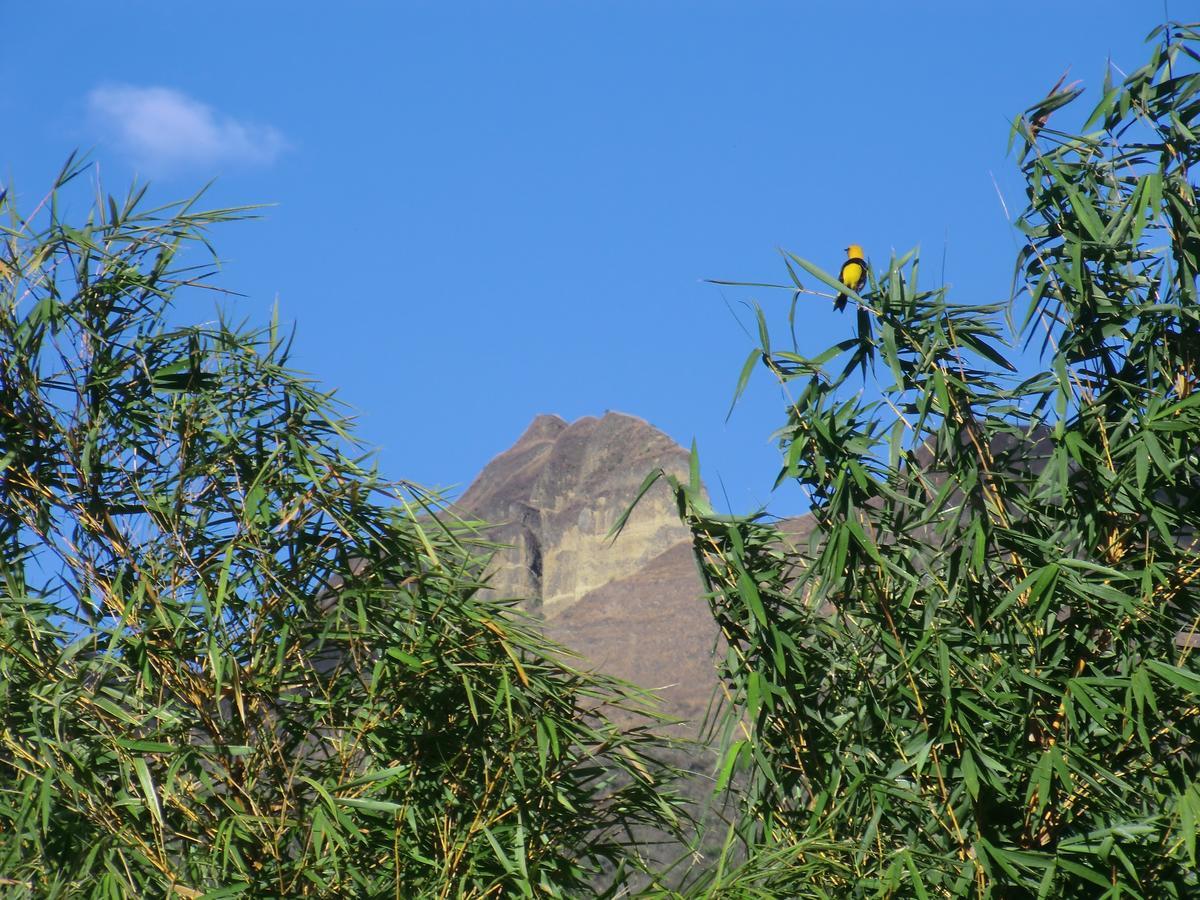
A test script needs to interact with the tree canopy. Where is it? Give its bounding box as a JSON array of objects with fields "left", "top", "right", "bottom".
[
  {"left": 641, "top": 19, "right": 1200, "bottom": 898},
  {"left": 0, "top": 159, "right": 681, "bottom": 898}
]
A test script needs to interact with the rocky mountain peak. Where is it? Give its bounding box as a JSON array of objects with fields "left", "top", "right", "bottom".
[{"left": 459, "top": 411, "right": 697, "bottom": 613}]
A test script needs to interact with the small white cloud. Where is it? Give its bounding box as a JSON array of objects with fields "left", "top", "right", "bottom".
[{"left": 87, "top": 84, "right": 288, "bottom": 173}]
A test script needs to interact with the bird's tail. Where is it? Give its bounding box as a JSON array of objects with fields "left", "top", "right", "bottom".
[{"left": 834, "top": 293, "right": 848, "bottom": 312}]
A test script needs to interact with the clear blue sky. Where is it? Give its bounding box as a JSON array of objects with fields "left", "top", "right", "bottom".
[{"left": 2, "top": 2, "right": 1174, "bottom": 516}]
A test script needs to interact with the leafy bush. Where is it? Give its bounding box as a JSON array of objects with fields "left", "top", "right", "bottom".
[
  {"left": 654, "top": 20, "right": 1200, "bottom": 898},
  {"left": 0, "top": 158, "right": 680, "bottom": 898}
]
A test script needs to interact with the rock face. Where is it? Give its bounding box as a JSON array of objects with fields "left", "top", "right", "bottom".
[
  {"left": 545, "top": 538, "right": 718, "bottom": 727},
  {"left": 459, "top": 412, "right": 697, "bottom": 614},
  {"left": 458, "top": 411, "right": 824, "bottom": 733},
  {"left": 458, "top": 412, "right": 720, "bottom": 729}
]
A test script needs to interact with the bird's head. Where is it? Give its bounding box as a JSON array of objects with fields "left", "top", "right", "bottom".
[{"left": 846, "top": 243, "right": 865, "bottom": 259}]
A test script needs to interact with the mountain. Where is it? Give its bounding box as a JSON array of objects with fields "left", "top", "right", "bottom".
[{"left": 458, "top": 412, "right": 723, "bottom": 730}]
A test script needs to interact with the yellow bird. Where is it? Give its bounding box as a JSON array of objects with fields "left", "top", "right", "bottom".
[{"left": 835, "top": 244, "right": 867, "bottom": 312}]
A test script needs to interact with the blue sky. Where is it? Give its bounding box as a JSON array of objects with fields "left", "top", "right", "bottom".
[{"left": 2, "top": 3, "right": 1174, "bottom": 516}]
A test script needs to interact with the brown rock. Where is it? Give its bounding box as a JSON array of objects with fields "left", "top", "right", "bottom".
[
  {"left": 459, "top": 412, "right": 696, "bottom": 615},
  {"left": 457, "top": 411, "right": 824, "bottom": 733},
  {"left": 546, "top": 539, "right": 715, "bottom": 730}
]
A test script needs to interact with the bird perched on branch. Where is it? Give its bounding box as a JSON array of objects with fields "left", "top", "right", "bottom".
[{"left": 835, "top": 244, "right": 867, "bottom": 312}]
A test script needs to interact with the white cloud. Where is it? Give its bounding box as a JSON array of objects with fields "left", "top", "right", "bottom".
[{"left": 87, "top": 84, "right": 288, "bottom": 173}]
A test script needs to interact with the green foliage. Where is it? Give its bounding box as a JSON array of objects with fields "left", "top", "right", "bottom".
[
  {"left": 660, "top": 21, "right": 1200, "bottom": 898},
  {"left": 0, "top": 157, "right": 681, "bottom": 897}
]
